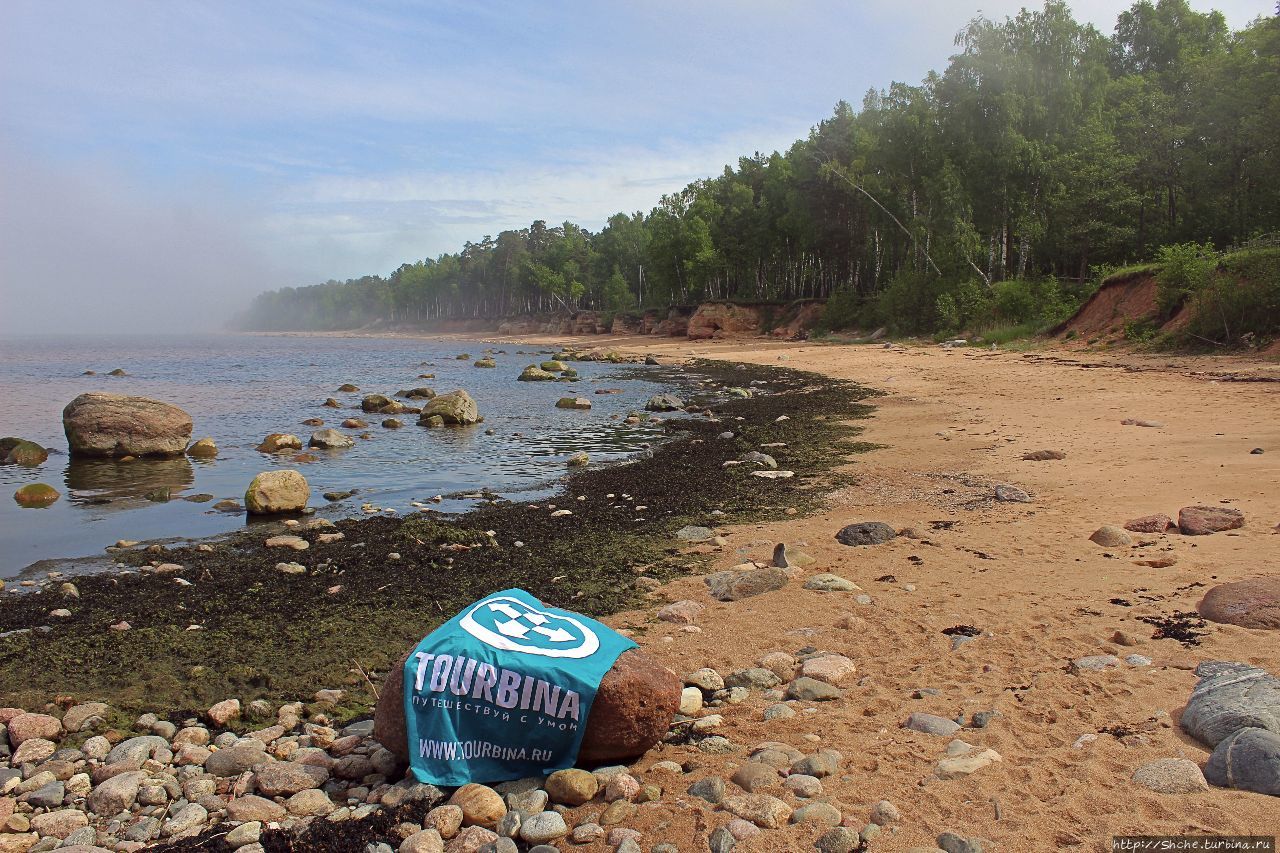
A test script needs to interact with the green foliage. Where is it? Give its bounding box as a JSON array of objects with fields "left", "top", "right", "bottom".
[
  {"left": 1181, "top": 246, "right": 1280, "bottom": 346},
  {"left": 1123, "top": 318, "right": 1160, "bottom": 342},
  {"left": 814, "top": 288, "right": 873, "bottom": 333},
  {"left": 238, "top": 3, "right": 1280, "bottom": 344},
  {"left": 1155, "top": 242, "right": 1218, "bottom": 315}
]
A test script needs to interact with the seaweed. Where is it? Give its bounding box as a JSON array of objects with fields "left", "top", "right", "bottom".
[{"left": 0, "top": 359, "right": 874, "bottom": 721}]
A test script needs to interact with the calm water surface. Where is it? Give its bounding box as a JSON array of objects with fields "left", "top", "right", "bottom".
[{"left": 0, "top": 334, "right": 682, "bottom": 577}]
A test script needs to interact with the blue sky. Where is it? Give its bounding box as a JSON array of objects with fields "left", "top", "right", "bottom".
[{"left": 0, "top": 0, "right": 1270, "bottom": 332}]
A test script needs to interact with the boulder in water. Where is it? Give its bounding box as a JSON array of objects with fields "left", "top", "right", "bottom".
[
  {"left": 644, "top": 394, "right": 683, "bottom": 412},
  {"left": 257, "top": 433, "right": 302, "bottom": 453},
  {"left": 473, "top": 358, "right": 496, "bottom": 368},
  {"left": 518, "top": 365, "right": 557, "bottom": 382},
  {"left": 556, "top": 397, "right": 591, "bottom": 410},
  {"left": 244, "top": 470, "right": 310, "bottom": 515},
  {"left": 540, "top": 360, "right": 567, "bottom": 372},
  {"left": 419, "top": 390, "right": 480, "bottom": 425},
  {"left": 186, "top": 437, "right": 218, "bottom": 459},
  {"left": 398, "top": 388, "right": 437, "bottom": 400},
  {"left": 336, "top": 383, "right": 359, "bottom": 393},
  {"left": 1, "top": 437, "right": 49, "bottom": 466},
  {"left": 362, "top": 394, "right": 403, "bottom": 413},
  {"left": 14, "top": 483, "right": 60, "bottom": 508},
  {"left": 309, "top": 429, "right": 354, "bottom": 449},
  {"left": 373, "top": 648, "right": 679, "bottom": 767},
  {"left": 62, "top": 392, "right": 192, "bottom": 458}
]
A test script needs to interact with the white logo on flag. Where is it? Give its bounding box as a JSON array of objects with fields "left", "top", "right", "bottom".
[{"left": 459, "top": 595, "right": 601, "bottom": 659}]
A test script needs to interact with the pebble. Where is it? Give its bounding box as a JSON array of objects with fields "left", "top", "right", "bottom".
[
  {"left": 869, "top": 799, "right": 900, "bottom": 825},
  {"left": 904, "top": 712, "right": 962, "bottom": 737},
  {"left": 1132, "top": 758, "right": 1210, "bottom": 793}
]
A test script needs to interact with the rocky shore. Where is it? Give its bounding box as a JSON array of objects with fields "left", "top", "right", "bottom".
[{"left": 3, "top": 336, "right": 1278, "bottom": 850}]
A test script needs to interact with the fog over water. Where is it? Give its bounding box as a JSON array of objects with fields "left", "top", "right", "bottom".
[{"left": 0, "top": 143, "right": 282, "bottom": 336}]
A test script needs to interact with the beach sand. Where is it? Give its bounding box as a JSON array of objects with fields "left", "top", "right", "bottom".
[{"left": 470, "top": 334, "right": 1280, "bottom": 850}]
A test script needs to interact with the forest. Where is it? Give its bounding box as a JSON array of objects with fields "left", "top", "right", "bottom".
[{"left": 240, "top": 0, "right": 1279, "bottom": 341}]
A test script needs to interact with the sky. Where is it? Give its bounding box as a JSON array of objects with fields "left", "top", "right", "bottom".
[{"left": 0, "top": 0, "right": 1271, "bottom": 334}]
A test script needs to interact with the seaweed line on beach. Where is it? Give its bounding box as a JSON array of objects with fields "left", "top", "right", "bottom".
[{"left": 0, "top": 358, "right": 875, "bottom": 725}]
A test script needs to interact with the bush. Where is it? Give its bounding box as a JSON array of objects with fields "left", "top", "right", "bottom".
[
  {"left": 878, "top": 270, "right": 948, "bottom": 335},
  {"left": 1183, "top": 247, "right": 1280, "bottom": 346},
  {"left": 1155, "top": 242, "right": 1218, "bottom": 316},
  {"left": 815, "top": 288, "right": 875, "bottom": 333}
]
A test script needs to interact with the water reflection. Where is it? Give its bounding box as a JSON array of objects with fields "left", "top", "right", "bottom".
[{"left": 64, "top": 456, "right": 194, "bottom": 509}]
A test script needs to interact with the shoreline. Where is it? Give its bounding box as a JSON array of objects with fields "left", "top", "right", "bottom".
[
  {"left": 0, "top": 357, "right": 874, "bottom": 713},
  {"left": 2, "top": 335, "right": 1277, "bottom": 848}
]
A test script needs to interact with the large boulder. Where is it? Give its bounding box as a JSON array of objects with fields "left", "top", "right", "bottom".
[
  {"left": 1181, "top": 661, "right": 1280, "bottom": 747},
  {"left": 374, "top": 648, "right": 679, "bottom": 770},
  {"left": 1198, "top": 578, "right": 1280, "bottom": 630},
  {"left": 835, "top": 522, "right": 896, "bottom": 546},
  {"left": 62, "top": 393, "right": 192, "bottom": 458},
  {"left": 244, "top": 470, "right": 310, "bottom": 515},
  {"left": 1204, "top": 727, "right": 1280, "bottom": 796},
  {"left": 419, "top": 390, "right": 480, "bottom": 425},
  {"left": 1178, "top": 505, "right": 1245, "bottom": 535}
]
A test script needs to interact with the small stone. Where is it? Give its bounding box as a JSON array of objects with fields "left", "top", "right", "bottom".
[
  {"left": 786, "top": 677, "right": 844, "bottom": 701},
  {"left": 685, "top": 668, "right": 724, "bottom": 691},
  {"left": 448, "top": 784, "right": 506, "bottom": 828},
  {"left": 869, "top": 799, "right": 900, "bottom": 825},
  {"left": 994, "top": 484, "right": 1031, "bottom": 502},
  {"left": 1089, "top": 525, "right": 1132, "bottom": 547},
  {"left": 801, "top": 654, "right": 858, "bottom": 686},
  {"left": 206, "top": 698, "right": 242, "bottom": 726},
  {"left": 1072, "top": 655, "right": 1121, "bottom": 673},
  {"left": 730, "top": 763, "right": 778, "bottom": 792},
  {"left": 790, "top": 801, "right": 842, "bottom": 827},
  {"left": 904, "top": 713, "right": 961, "bottom": 737},
  {"left": 1132, "top": 758, "right": 1210, "bottom": 793},
  {"left": 518, "top": 812, "right": 568, "bottom": 845},
  {"left": 764, "top": 703, "right": 796, "bottom": 721},
  {"left": 815, "top": 827, "right": 862, "bottom": 853},
  {"left": 543, "top": 768, "right": 596, "bottom": 806},
  {"left": 599, "top": 799, "right": 635, "bottom": 825},
  {"left": 782, "top": 774, "right": 822, "bottom": 797},
  {"left": 657, "top": 601, "right": 705, "bottom": 625},
  {"left": 934, "top": 748, "right": 1001, "bottom": 780},
  {"left": 721, "top": 793, "right": 792, "bottom": 829},
  {"left": 687, "top": 776, "right": 725, "bottom": 804},
  {"left": 803, "top": 574, "right": 860, "bottom": 592},
  {"left": 1178, "top": 505, "right": 1245, "bottom": 535}
]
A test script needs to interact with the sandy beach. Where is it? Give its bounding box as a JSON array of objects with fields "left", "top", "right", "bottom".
[{"left": 469, "top": 334, "right": 1280, "bottom": 850}]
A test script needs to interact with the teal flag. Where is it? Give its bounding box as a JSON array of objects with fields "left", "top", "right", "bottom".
[{"left": 403, "top": 588, "right": 637, "bottom": 786}]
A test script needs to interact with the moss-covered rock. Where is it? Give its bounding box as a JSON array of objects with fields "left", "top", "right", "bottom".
[
  {"left": 540, "top": 360, "right": 567, "bottom": 372},
  {"left": 14, "top": 483, "right": 60, "bottom": 507},
  {"left": 244, "top": 470, "right": 310, "bottom": 514},
  {"left": 1, "top": 438, "right": 49, "bottom": 466},
  {"left": 186, "top": 437, "right": 218, "bottom": 459},
  {"left": 418, "top": 390, "right": 480, "bottom": 425},
  {"left": 519, "top": 366, "right": 557, "bottom": 382}
]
